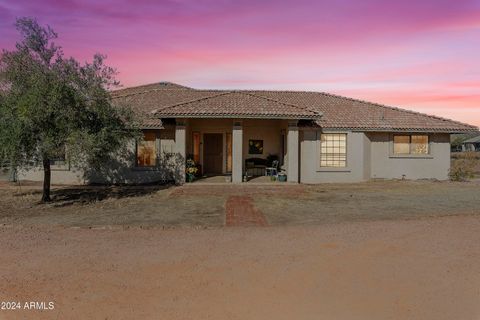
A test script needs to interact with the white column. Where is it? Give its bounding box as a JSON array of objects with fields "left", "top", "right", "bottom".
[
  {"left": 232, "top": 121, "right": 243, "bottom": 183},
  {"left": 175, "top": 119, "right": 187, "bottom": 184},
  {"left": 287, "top": 120, "right": 299, "bottom": 183}
]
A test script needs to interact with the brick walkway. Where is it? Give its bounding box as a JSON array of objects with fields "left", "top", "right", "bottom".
[{"left": 225, "top": 196, "right": 268, "bottom": 227}]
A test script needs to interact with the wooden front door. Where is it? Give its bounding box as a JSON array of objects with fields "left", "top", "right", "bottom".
[{"left": 203, "top": 133, "right": 223, "bottom": 174}]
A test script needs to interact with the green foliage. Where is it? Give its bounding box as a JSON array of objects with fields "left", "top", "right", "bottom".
[{"left": 0, "top": 17, "right": 140, "bottom": 199}]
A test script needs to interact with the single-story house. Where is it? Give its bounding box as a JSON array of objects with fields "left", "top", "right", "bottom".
[{"left": 19, "top": 82, "right": 478, "bottom": 184}]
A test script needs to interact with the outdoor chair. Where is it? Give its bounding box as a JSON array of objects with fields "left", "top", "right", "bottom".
[{"left": 265, "top": 160, "right": 279, "bottom": 176}]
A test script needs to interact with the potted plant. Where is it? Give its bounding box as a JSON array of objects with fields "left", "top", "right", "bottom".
[
  {"left": 277, "top": 173, "right": 287, "bottom": 182},
  {"left": 186, "top": 159, "right": 198, "bottom": 182}
]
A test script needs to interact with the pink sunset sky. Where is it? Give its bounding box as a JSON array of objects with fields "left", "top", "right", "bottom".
[{"left": 0, "top": 0, "right": 479, "bottom": 127}]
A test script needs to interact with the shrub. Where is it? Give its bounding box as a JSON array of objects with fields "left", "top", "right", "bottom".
[{"left": 449, "top": 152, "right": 478, "bottom": 181}]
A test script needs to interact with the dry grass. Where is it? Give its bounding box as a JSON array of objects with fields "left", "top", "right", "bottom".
[
  {"left": 1, "top": 179, "right": 479, "bottom": 228},
  {"left": 256, "top": 180, "right": 480, "bottom": 226},
  {"left": 450, "top": 152, "right": 480, "bottom": 180}
]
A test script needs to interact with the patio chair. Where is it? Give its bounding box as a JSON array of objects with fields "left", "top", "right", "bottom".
[{"left": 265, "top": 160, "right": 279, "bottom": 176}]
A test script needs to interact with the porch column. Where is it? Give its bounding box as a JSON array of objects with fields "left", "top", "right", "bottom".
[
  {"left": 232, "top": 121, "right": 243, "bottom": 183},
  {"left": 287, "top": 120, "right": 299, "bottom": 183},
  {"left": 175, "top": 119, "right": 187, "bottom": 184}
]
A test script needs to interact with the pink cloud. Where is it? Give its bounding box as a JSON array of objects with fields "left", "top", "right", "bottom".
[{"left": 0, "top": 0, "right": 479, "bottom": 127}]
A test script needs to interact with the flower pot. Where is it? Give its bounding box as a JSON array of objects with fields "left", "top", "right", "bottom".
[
  {"left": 278, "top": 174, "right": 287, "bottom": 182},
  {"left": 186, "top": 173, "right": 195, "bottom": 182}
]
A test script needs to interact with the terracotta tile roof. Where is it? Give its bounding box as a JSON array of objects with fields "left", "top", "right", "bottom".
[
  {"left": 136, "top": 117, "right": 164, "bottom": 129},
  {"left": 248, "top": 91, "right": 478, "bottom": 132},
  {"left": 112, "top": 82, "right": 216, "bottom": 128},
  {"left": 151, "top": 91, "right": 321, "bottom": 119},
  {"left": 111, "top": 82, "right": 478, "bottom": 133}
]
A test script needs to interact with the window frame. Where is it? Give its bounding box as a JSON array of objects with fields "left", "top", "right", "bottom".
[
  {"left": 319, "top": 132, "right": 348, "bottom": 169},
  {"left": 192, "top": 131, "right": 201, "bottom": 164},
  {"left": 159, "top": 129, "right": 176, "bottom": 156},
  {"left": 391, "top": 133, "right": 431, "bottom": 157},
  {"left": 225, "top": 132, "right": 232, "bottom": 173},
  {"left": 135, "top": 130, "right": 159, "bottom": 168}
]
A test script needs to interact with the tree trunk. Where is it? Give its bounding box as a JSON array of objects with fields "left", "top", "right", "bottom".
[{"left": 42, "top": 159, "right": 51, "bottom": 202}]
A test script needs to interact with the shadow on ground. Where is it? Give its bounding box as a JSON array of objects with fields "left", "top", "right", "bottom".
[{"left": 12, "top": 184, "right": 174, "bottom": 207}]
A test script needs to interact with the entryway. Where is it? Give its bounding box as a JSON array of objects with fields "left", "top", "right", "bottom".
[{"left": 203, "top": 133, "right": 223, "bottom": 174}]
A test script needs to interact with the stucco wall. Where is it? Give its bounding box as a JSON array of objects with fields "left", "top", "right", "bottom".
[
  {"left": 19, "top": 128, "right": 181, "bottom": 185},
  {"left": 17, "top": 125, "right": 452, "bottom": 185},
  {"left": 19, "top": 167, "right": 86, "bottom": 185},
  {"left": 0, "top": 168, "right": 12, "bottom": 181},
  {"left": 300, "top": 130, "right": 369, "bottom": 183},
  {"left": 300, "top": 130, "right": 451, "bottom": 183},
  {"left": 242, "top": 119, "right": 286, "bottom": 171},
  {"left": 368, "top": 132, "right": 451, "bottom": 180}
]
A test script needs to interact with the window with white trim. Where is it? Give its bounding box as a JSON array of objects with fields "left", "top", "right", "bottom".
[
  {"left": 393, "top": 135, "right": 429, "bottom": 155},
  {"left": 320, "top": 133, "right": 347, "bottom": 167}
]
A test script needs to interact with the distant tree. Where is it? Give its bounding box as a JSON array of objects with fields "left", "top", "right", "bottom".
[
  {"left": 0, "top": 17, "right": 139, "bottom": 202},
  {"left": 451, "top": 135, "right": 468, "bottom": 149}
]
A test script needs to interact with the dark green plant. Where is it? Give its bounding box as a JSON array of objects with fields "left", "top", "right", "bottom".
[{"left": 0, "top": 17, "right": 140, "bottom": 202}]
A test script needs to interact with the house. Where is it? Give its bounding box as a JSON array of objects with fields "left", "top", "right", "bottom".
[
  {"left": 460, "top": 135, "right": 480, "bottom": 152},
  {"left": 19, "top": 82, "right": 478, "bottom": 184}
]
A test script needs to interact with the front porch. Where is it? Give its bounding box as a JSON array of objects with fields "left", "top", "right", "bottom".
[
  {"left": 190, "top": 174, "right": 288, "bottom": 184},
  {"left": 174, "top": 118, "right": 300, "bottom": 183}
]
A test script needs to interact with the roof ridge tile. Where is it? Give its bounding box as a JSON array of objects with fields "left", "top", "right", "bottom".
[
  {"left": 150, "top": 91, "right": 232, "bottom": 115},
  {"left": 235, "top": 91, "right": 320, "bottom": 117}
]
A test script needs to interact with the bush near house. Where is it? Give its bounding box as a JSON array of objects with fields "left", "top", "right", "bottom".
[{"left": 450, "top": 152, "right": 479, "bottom": 181}]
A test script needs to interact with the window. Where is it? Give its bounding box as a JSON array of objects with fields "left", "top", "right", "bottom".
[
  {"left": 137, "top": 131, "right": 157, "bottom": 166},
  {"left": 320, "top": 133, "right": 347, "bottom": 167},
  {"left": 193, "top": 132, "right": 201, "bottom": 163},
  {"left": 160, "top": 130, "right": 175, "bottom": 155},
  {"left": 226, "top": 132, "right": 232, "bottom": 172},
  {"left": 393, "top": 135, "right": 429, "bottom": 155}
]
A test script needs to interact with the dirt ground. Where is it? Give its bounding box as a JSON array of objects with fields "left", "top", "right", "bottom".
[
  {"left": 1, "top": 180, "right": 480, "bottom": 319},
  {"left": 0, "top": 216, "right": 480, "bottom": 319},
  {"left": 0, "top": 180, "right": 479, "bottom": 227}
]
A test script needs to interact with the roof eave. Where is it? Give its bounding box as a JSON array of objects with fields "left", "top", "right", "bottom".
[
  {"left": 157, "top": 114, "right": 322, "bottom": 120},
  {"left": 320, "top": 127, "right": 479, "bottom": 133}
]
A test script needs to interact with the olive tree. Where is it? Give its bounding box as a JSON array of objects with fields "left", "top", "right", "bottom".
[{"left": 0, "top": 17, "right": 139, "bottom": 202}]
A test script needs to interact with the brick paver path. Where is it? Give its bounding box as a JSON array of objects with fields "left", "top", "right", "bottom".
[{"left": 225, "top": 196, "right": 268, "bottom": 227}]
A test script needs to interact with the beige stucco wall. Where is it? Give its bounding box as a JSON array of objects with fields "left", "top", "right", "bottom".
[
  {"left": 18, "top": 119, "right": 288, "bottom": 184},
  {"left": 368, "top": 132, "right": 451, "bottom": 180},
  {"left": 19, "top": 166, "right": 86, "bottom": 184},
  {"left": 19, "top": 128, "right": 182, "bottom": 185},
  {"left": 300, "top": 130, "right": 451, "bottom": 183},
  {"left": 17, "top": 124, "right": 452, "bottom": 185},
  {"left": 242, "top": 119, "right": 287, "bottom": 172},
  {"left": 300, "top": 130, "right": 369, "bottom": 183}
]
